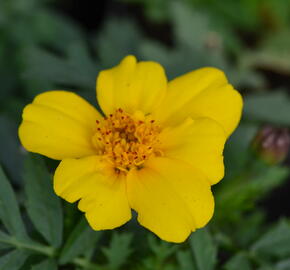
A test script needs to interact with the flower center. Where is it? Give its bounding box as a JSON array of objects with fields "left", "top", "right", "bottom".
[{"left": 92, "top": 109, "right": 162, "bottom": 173}]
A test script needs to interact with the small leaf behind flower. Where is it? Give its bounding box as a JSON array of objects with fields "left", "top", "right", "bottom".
[
  {"left": 224, "top": 252, "right": 252, "bottom": 270},
  {"left": 102, "top": 232, "right": 133, "bottom": 270},
  {"left": 177, "top": 250, "right": 197, "bottom": 270},
  {"left": 24, "top": 155, "right": 63, "bottom": 248},
  {"left": 59, "top": 217, "right": 102, "bottom": 264},
  {"left": 251, "top": 219, "right": 290, "bottom": 258},
  {"left": 244, "top": 91, "right": 290, "bottom": 125},
  {"left": 189, "top": 228, "right": 217, "bottom": 270},
  {"left": 0, "top": 166, "right": 28, "bottom": 240}
]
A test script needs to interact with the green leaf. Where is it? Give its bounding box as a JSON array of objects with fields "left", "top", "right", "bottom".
[
  {"left": 24, "top": 155, "right": 63, "bottom": 248},
  {"left": 31, "top": 259, "right": 57, "bottom": 270},
  {"left": 31, "top": 10, "right": 85, "bottom": 52},
  {"left": 148, "top": 235, "right": 178, "bottom": 263},
  {"left": 0, "top": 230, "right": 12, "bottom": 250},
  {"left": 140, "top": 2, "right": 229, "bottom": 80},
  {"left": 243, "top": 91, "right": 290, "bottom": 125},
  {"left": 224, "top": 253, "right": 252, "bottom": 270},
  {"left": 96, "top": 18, "right": 141, "bottom": 68},
  {"left": 257, "top": 266, "right": 275, "bottom": 270},
  {"left": 189, "top": 228, "right": 217, "bottom": 270},
  {"left": 233, "top": 212, "right": 265, "bottom": 248},
  {"left": 0, "top": 116, "right": 23, "bottom": 185},
  {"left": 251, "top": 219, "right": 290, "bottom": 258},
  {"left": 276, "top": 259, "right": 290, "bottom": 270},
  {"left": 0, "top": 166, "right": 28, "bottom": 240},
  {"left": 177, "top": 250, "right": 196, "bottom": 270},
  {"left": 23, "top": 41, "right": 98, "bottom": 96},
  {"left": 216, "top": 165, "right": 289, "bottom": 222},
  {"left": 59, "top": 218, "right": 101, "bottom": 264},
  {"left": 65, "top": 41, "right": 100, "bottom": 90},
  {"left": 171, "top": 1, "right": 210, "bottom": 50},
  {"left": 0, "top": 250, "right": 29, "bottom": 270},
  {"left": 223, "top": 123, "right": 258, "bottom": 179},
  {"left": 102, "top": 232, "right": 133, "bottom": 270},
  {"left": 243, "top": 30, "right": 290, "bottom": 75}
]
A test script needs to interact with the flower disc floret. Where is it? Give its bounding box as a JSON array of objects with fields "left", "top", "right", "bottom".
[{"left": 92, "top": 109, "right": 162, "bottom": 173}]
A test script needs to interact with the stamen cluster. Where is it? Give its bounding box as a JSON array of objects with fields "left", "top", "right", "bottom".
[{"left": 92, "top": 109, "right": 161, "bottom": 173}]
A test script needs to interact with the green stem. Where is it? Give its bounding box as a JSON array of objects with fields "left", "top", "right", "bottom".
[{"left": 0, "top": 236, "right": 55, "bottom": 257}]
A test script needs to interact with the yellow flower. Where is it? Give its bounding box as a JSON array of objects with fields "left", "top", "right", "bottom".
[{"left": 19, "top": 55, "right": 243, "bottom": 243}]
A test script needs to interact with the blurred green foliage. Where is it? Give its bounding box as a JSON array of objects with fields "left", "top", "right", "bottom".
[{"left": 1, "top": 0, "right": 290, "bottom": 269}]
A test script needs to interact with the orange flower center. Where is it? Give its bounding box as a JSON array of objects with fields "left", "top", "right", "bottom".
[{"left": 92, "top": 109, "right": 162, "bottom": 173}]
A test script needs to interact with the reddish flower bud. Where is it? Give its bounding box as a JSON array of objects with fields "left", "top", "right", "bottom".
[{"left": 252, "top": 126, "right": 290, "bottom": 165}]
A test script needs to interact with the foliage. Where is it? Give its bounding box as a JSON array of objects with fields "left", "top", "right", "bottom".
[{"left": 1, "top": 0, "right": 290, "bottom": 269}]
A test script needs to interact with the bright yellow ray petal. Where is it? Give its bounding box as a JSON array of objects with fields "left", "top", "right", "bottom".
[
  {"left": 97, "top": 55, "right": 167, "bottom": 115},
  {"left": 159, "top": 117, "right": 226, "bottom": 185},
  {"left": 19, "top": 91, "right": 101, "bottom": 160},
  {"left": 154, "top": 67, "right": 243, "bottom": 137},
  {"left": 54, "top": 156, "right": 131, "bottom": 230},
  {"left": 127, "top": 157, "right": 214, "bottom": 243}
]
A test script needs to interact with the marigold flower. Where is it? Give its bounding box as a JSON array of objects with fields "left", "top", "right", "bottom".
[{"left": 19, "top": 55, "right": 243, "bottom": 243}]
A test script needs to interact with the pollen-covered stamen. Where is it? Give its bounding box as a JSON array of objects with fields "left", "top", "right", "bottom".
[{"left": 92, "top": 109, "right": 162, "bottom": 172}]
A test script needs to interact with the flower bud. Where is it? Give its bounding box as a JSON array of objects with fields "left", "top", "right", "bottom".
[{"left": 252, "top": 126, "right": 290, "bottom": 165}]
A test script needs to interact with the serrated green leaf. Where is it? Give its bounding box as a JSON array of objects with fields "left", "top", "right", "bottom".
[
  {"left": 177, "top": 250, "right": 196, "bottom": 270},
  {"left": 251, "top": 219, "right": 290, "bottom": 258},
  {"left": 0, "top": 166, "right": 28, "bottom": 240},
  {"left": 102, "top": 232, "right": 133, "bottom": 270},
  {"left": 24, "top": 155, "right": 63, "bottom": 248},
  {"left": 224, "top": 252, "right": 252, "bottom": 270},
  {"left": 59, "top": 218, "right": 101, "bottom": 264},
  {"left": 189, "top": 228, "right": 217, "bottom": 270},
  {"left": 31, "top": 259, "right": 57, "bottom": 270},
  {"left": 148, "top": 235, "right": 178, "bottom": 263},
  {"left": 243, "top": 91, "right": 290, "bottom": 125},
  {"left": 0, "top": 250, "right": 29, "bottom": 270},
  {"left": 96, "top": 18, "right": 141, "bottom": 68}
]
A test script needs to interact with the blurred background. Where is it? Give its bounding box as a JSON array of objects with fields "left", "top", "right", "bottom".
[{"left": 1, "top": 0, "right": 290, "bottom": 269}]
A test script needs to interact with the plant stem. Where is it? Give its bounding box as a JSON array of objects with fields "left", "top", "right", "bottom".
[{"left": 0, "top": 236, "right": 55, "bottom": 257}]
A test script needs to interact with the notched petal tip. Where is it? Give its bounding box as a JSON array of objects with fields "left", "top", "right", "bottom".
[
  {"left": 54, "top": 156, "right": 132, "bottom": 231},
  {"left": 96, "top": 55, "right": 167, "bottom": 116}
]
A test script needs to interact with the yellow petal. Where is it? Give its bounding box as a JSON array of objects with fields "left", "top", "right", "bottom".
[
  {"left": 154, "top": 67, "right": 243, "bottom": 137},
  {"left": 19, "top": 91, "right": 101, "bottom": 160},
  {"left": 127, "top": 157, "right": 214, "bottom": 243},
  {"left": 159, "top": 117, "right": 226, "bottom": 185},
  {"left": 97, "top": 55, "right": 167, "bottom": 115},
  {"left": 54, "top": 156, "right": 131, "bottom": 230}
]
